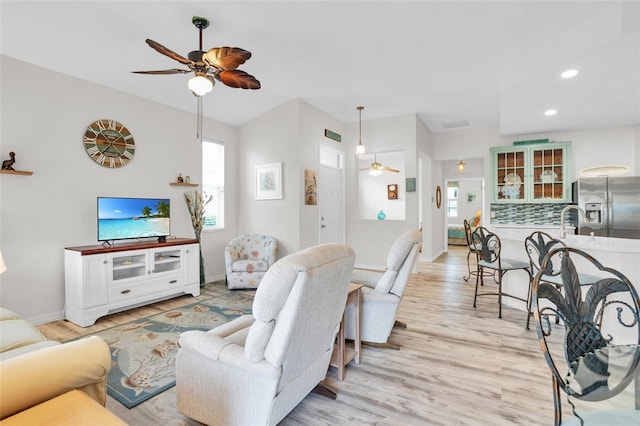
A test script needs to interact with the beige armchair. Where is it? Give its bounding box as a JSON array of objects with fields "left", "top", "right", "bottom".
[
  {"left": 176, "top": 243, "right": 356, "bottom": 426},
  {"left": 344, "top": 229, "right": 423, "bottom": 349},
  {"left": 224, "top": 234, "right": 277, "bottom": 289},
  {"left": 0, "top": 335, "right": 112, "bottom": 420}
]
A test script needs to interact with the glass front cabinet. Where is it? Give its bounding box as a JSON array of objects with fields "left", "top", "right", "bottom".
[{"left": 490, "top": 142, "right": 571, "bottom": 203}]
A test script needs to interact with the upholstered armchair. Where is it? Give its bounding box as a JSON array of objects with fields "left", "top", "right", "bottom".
[
  {"left": 0, "top": 335, "right": 112, "bottom": 420},
  {"left": 344, "top": 229, "right": 423, "bottom": 349},
  {"left": 176, "top": 243, "right": 356, "bottom": 426},
  {"left": 224, "top": 234, "right": 277, "bottom": 289}
]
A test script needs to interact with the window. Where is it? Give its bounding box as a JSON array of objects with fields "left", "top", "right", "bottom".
[
  {"left": 202, "top": 139, "right": 224, "bottom": 230},
  {"left": 447, "top": 181, "right": 458, "bottom": 217}
]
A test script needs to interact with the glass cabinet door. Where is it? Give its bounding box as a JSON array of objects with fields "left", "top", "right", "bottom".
[
  {"left": 531, "top": 145, "right": 566, "bottom": 201},
  {"left": 491, "top": 142, "right": 571, "bottom": 203},
  {"left": 493, "top": 147, "right": 527, "bottom": 202}
]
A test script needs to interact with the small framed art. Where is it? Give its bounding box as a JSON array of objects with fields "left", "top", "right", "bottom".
[{"left": 256, "top": 163, "right": 282, "bottom": 200}]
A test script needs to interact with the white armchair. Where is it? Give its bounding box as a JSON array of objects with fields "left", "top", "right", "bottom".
[
  {"left": 224, "top": 234, "right": 277, "bottom": 289},
  {"left": 344, "top": 229, "right": 422, "bottom": 349},
  {"left": 176, "top": 243, "right": 356, "bottom": 426}
]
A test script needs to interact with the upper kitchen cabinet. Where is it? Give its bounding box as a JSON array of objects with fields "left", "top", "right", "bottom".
[{"left": 491, "top": 142, "right": 571, "bottom": 203}]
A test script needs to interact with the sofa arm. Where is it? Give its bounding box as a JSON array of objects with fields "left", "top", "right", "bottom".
[{"left": 0, "top": 336, "right": 111, "bottom": 420}]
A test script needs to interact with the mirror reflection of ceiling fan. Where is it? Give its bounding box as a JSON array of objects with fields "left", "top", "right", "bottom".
[
  {"left": 360, "top": 153, "right": 400, "bottom": 176},
  {"left": 132, "top": 16, "right": 260, "bottom": 97}
]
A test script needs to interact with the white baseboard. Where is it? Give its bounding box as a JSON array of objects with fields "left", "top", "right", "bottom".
[
  {"left": 420, "top": 249, "right": 443, "bottom": 263},
  {"left": 27, "top": 311, "right": 65, "bottom": 326},
  {"left": 206, "top": 273, "right": 226, "bottom": 283}
]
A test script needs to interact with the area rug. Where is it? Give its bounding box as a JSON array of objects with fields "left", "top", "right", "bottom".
[{"left": 79, "top": 284, "right": 254, "bottom": 409}]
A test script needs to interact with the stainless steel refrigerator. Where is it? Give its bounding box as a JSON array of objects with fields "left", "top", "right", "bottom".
[{"left": 573, "top": 176, "right": 640, "bottom": 239}]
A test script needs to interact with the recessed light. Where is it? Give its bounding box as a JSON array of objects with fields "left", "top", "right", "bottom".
[
  {"left": 545, "top": 109, "right": 557, "bottom": 116},
  {"left": 561, "top": 69, "right": 578, "bottom": 78}
]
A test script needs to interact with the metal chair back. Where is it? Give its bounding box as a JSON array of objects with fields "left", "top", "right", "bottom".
[
  {"left": 525, "top": 231, "right": 566, "bottom": 281},
  {"left": 533, "top": 246, "right": 640, "bottom": 425}
]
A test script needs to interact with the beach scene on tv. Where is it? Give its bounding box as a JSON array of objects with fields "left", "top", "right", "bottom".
[{"left": 98, "top": 197, "right": 170, "bottom": 241}]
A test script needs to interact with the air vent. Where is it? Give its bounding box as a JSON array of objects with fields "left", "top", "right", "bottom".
[{"left": 441, "top": 120, "right": 469, "bottom": 129}]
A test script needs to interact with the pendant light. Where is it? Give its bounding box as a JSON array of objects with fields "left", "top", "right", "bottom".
[
  {"left": 355, "top": 106, "right": 365, "bottom": 156},
  {"left": 457, "top": 160, "right": 466, "bottom": 173}
]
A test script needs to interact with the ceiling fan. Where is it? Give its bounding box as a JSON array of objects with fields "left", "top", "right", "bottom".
[
  {"left": 132, "top": 16, "right": 260, "bottom": 96},
  {"left": 360, "top": 153, "right": 400, "bottom": 176}
]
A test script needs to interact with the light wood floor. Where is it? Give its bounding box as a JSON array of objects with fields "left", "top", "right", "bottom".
[{"left": 38, "top": 246, "right": 556, "bottom": 425}]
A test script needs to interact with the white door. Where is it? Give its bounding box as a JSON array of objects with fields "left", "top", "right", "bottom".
[{"left": 319, "top": 164, "right": 345, "bottom": 244}]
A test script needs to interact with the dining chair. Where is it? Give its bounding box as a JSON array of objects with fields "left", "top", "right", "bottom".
[
  {"left": 471, "top": 227, "right": 532, "bottom": 328},
  {"left": 532, "top": 246, "right": 640, "bottom": 425},
  {"left": 463, "top": 219, "right": 480, "bottom": 281}
]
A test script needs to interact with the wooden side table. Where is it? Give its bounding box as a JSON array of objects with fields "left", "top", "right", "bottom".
[{"left": 330, "top": 282, "right": 363, "bottom": 380}]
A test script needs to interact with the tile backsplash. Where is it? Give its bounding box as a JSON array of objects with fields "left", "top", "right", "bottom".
[{"left": 490, "top": 202, "right": 573, "bottom": 225}]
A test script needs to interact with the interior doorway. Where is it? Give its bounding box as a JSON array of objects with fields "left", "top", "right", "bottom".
[
  {"left": 444, "top": 177, "right": 484, "bottom": 249},
  {"left": 318, "top": 145, "right": 345, "bottom": 243}
]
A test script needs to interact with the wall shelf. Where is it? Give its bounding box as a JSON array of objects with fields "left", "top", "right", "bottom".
[
  {"left": 170, "top": 182, "right": 198, "bottom": 187},
  {"left": 0, "top": 169, "right": 33, "bottom": 176}
]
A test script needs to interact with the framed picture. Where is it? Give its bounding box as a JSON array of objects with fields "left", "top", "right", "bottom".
[
  {"left": 387, "top": 184, "right": 398, "bottom": 200},
  {"left": 304, "top": 168, "right": 317, "bottom": 205},
  {"left": 467, "top": 192, "right": 478, "bottom": 203},
  {"left": 406, "top": 177, "right": 416, "bottom": 192},
  {"left": 256, "top": 162, "right": 282, "bottom": 200}
]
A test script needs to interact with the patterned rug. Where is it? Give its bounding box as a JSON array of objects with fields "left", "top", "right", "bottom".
[{"left": 79, "top": 283, "right": 254, "bottom": 408}]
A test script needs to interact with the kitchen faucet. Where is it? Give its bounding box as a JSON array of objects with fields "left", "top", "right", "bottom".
[{"left": 560, "top": 205, "right": 587, "bottom": 239}]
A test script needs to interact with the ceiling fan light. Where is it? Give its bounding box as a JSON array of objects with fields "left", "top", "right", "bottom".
[
  {"left": 369, "top": 168, "right": 383, "bottom": 177},
  {"left": 188, "top": 75, "right": 213, "bottom": 96}
]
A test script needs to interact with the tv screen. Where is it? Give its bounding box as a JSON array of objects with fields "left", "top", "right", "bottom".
[{"left": 97, "top": 197, "right": 170, "bottom": 242}]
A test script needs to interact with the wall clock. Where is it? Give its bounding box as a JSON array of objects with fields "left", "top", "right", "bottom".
[{"left": 83, "top": 119, "right": 135, "bottom": 168}]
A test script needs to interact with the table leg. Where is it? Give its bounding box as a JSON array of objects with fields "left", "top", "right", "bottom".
[
  {"left": 337, "top": 311, "right": 346, "bottom": 381},
  {"left": 354, "top": 287, "right": 361, "bottom": 364}
]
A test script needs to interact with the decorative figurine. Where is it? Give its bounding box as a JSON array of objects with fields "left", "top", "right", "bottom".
[
  {"left": 1, "top": 152, "right": 16, "bottom": 170},
  {"left": 177, "top": 173, "right": 184, "bottom": 183}
]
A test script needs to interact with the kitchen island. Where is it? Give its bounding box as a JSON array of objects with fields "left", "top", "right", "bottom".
[{"left": 485, "top": 224, "right": 640, "bottom": 317}]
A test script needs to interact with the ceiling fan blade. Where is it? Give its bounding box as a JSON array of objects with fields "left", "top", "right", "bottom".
[
  {"left": 145, "top": 39, "right": 193, "bottom": 66},
  {"left": 203, "top": 47, "right": 251, "bottom": 70},
  {"left": 215, "top": 70, "right": 261, "bottom": 89},
  {"left": 359, "top": 167, "right": 372, "bottom": 171},
  {"left": 382, "top": 167, "right": 400, "bottom": 173},
  {"left": 131, "top": 69, "right": 192, "bottom": 75}
]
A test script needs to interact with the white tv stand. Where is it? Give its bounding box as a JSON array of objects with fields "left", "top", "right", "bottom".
[{"left": 64, "top": 238, "right": 200, "bottom": 327}]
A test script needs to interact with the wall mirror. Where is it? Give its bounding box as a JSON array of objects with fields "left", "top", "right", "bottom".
[{"left": 358, "top": 151, "right": 406, "bottom": 220}]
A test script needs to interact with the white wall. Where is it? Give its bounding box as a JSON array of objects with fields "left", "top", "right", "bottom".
[
  {"left": 298, "top": 101, "right": 347, "bottom": 249},
  {"left": 346, "top": 114, "right": 421, "bottom": 269},
  {"left": 358, "top": 151, "right": 405, "bottom": 220},
  {"left": 237, "top": 99, "right": 346, "bottom": 257},
  {"left": 0, "top": 56, "right": 239, "bottom": 323}
]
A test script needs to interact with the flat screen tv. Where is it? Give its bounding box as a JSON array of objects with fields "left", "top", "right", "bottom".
[{"left": 97, "top": 197, "right": 170, "bottom": 242}]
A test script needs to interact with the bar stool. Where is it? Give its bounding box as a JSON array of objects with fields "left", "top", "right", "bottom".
[
  {"left": 472, "top": 227, "right": 533, "bottom": 329},
  {"left": 525, "top": 231, "right": 600, "bottom": 324}
]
